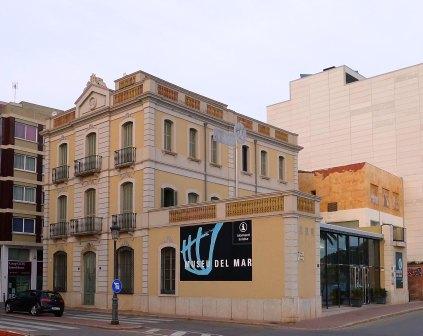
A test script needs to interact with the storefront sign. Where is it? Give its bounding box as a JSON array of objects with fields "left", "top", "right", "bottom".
[
  {"left": 8, "top": 261, "right": 31, "bottom": 276},
  {"left": 395, "top": 252, "right": 404, "bottom": 288},
  {"left": 180, "top": 220, "right": 252, "bottom": 281}
]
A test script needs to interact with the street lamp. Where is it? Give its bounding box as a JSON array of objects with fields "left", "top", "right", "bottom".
[{"left": 110, "top": 222, "right": 120, "bottom": 325}]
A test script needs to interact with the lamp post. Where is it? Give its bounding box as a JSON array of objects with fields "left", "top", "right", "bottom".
[{"left": 110, "top": 222, "right": 120, "bottom": 325}]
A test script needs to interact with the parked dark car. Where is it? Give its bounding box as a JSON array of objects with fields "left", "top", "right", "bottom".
[{"left": 5, "top": 290, "right": 64, "bottom": 316}]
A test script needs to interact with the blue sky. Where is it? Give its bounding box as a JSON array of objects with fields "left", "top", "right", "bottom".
[{"left": 1, "top": 0, "right": 422, "bottom": 121}]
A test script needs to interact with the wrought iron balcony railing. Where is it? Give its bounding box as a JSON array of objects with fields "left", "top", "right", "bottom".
[
  {"left": 52, "top": 165, "right": 69, "bottom": 183},
  {"left": 112, "top": 212, "right": 136, "bottom": 231},
  {"left": 50, "top": 222, "right": 68, "bottom": 238},
  {"left": 114, "top": 147, "right": 136, "bottom": 168},
  {"left": 393, "top": 226, "right": 405, "bottom": 242},
  {"left": 70, "top": 216, "right": 102, "bottom": 236},
  {"left": 74, "top": 155, "right": 102, "bottom": 176}
]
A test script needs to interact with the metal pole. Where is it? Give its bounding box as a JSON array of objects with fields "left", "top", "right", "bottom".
[
  {"left": 235, "top": 138, "right": 238, "bottom": 198},
  {"left": 111, "top": 239, "right": 119, "bottom": 325}
]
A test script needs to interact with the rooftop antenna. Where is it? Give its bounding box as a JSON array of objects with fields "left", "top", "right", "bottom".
[{"left": 12, "top": 82, "right": 18, "bottom": 103}]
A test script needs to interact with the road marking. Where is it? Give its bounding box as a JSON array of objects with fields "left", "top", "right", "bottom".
[
  {"left": 169, "top": 332, "right": 187, "bottom": 336},
  {"left": 67, "top": 312, "right": 174, "bottom": 322},
  {"left": 0, "top": 317, "right": 78, "bottom": 329},
  {"left": 144, "top": 328, "right": 161, "bottom": 334},
  {"left": 0, "top": 320, "right": 57, "bottom": 330},
  {"left": 0, "top": 323, "right": 36, "bottom": 332}
]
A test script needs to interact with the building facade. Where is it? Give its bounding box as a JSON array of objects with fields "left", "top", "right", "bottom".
[
  {"left": 267, "top": 64, "right": 423, "bottom": 262},
  {"left": 0, "top": 101, "right": 56, "bottom": 301},
  {"left": 42, "top": 72, "right": 305, "bottom": 318}
]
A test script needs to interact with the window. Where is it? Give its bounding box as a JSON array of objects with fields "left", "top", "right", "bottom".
[
  {"left": 86, "top": 133, "right": 97, "bottom": 156},
  {"left": 85, "top": 189, "right": 96, "bottom": 216},
  {"left": 122, "top": 122, "right": 133, "bottom": 148},
  {"left": 370, "top": 220, "right": 380, "bottom": 227},
  {"left": 121, "top": 182, "right": 133, "bottom": 213},
  {"left": 260, "top": 150, "right": 267, "bottom": 176},
  {"left": 327, "top": 202, "right": 338, "bottom": 212},
  {"left": 370, "top": 184, "right": 379, "bottom": 205},
  {"left": 117, "top": 247, "right": 134, "bottom": 294},
  {"left": 393, "top": 192, "right": 400, "bottom": 211},
  {"left": 53, "top": 252, "right": 67, "bottom": 292},
  {"left": 188, "top": 192, "right": 199, "bottom": 204},
  {"left": 161, "top": 187, "right": 177, "bottom": 207},
  {"left": 12, "top": 217, "right": 35, "bottom": 234},
  {"left": 13, "top": 185, "right": 36, "bottom": 203},
  {"left": 15, "top": 122, "right": 37, "bottom": 142},
  {"left": 241, "top": 145, "right": 249, "bottom": 172},
  {"left": 189, "top": 128, "right": 197, "bottom": 158},
  {"left": 383, "top": 188, "right": 390, "bottom": 208},
  {"left": 311, "top": 190, "right": 316, "bottom": 195},
  {"left": 58, "top": 143, "right": 68, "bottom": 166},
  {"left": 211, "top": 136, "right": 218, "bottom": 164},
  {"left": 57, "top": 195, "right": 67, "bottom": 222},
  {"left": 14, "top": 154, "right": 36, "bottom": 172},
  {"left": 161, "top": 247, "right": 175, "bottom": 294},
  {"left": 211, "top": 196, "right": 220, "bottom": 202},
  {"left": 164, "top": 120, "right": 173, "bottom": 151},
  {"left": 9, "top": 248, "right": 30, "bottom": 261},
  {"left": 278, "top": 156, "right": 285, "bottom": 180}
]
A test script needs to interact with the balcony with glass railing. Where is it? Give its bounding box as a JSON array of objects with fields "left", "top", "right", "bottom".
[
  {"left": 50, "top": 222, "right": 69, "bottom": 239},
  {"left": 112, "top": 212, "right": 136, "bottom": 232},
  {"left": 114, "top": 147, "right": 136, "bottom": 168},
  {"left": 70, "top": 216, "right": 102, "bottom": 236},
  {"left": 52, "top": 165, "right": 69, "bottom": 184},
  {"left": 74, "top": 155, "right": 102, "bottom": 176}
]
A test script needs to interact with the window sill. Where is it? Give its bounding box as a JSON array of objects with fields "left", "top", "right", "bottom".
[
  {"left": 241, "top": 171, "right": 253, "bottom": 176},
  {"left": 12, "top": 232, "right": 36, "bottom": 236},
  {"left": 158, "top": 293, "right": 177, "bottom": 297},
  {"left": 13, "top": 200, "right": 36, "bottom": 205},
  {"left": 209, "top": 162, "right": 222, "bottom": 168},
  {"left": 162, "top": 149, "right": 177, "bottom": 156},
  {"left": 188, "top": 156, "right": 201, "bottom": 163},
  {"left": 278, "top": 179, "right": 288, "bottom": 184},
  {"left": 15, "top": 137, "right": 38, "bottom": 144},
  {"left": 260, "top": 175, "right": 270, "bottom": 180},
  {"left": 14, "top": 168, "right": 37, "bottom": 174}
]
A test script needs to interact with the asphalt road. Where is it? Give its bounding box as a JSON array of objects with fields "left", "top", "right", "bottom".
[{"left": 0, "top": 309, "right": 422, "bottom": 336}]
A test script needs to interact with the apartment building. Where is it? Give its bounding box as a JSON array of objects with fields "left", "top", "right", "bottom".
[
  {"left": 0, "top": 101, "right": 56, "bottom": 301},
  {"left": 42, "top": 72, "right": 302, "bottom": 313},
  {"left": 267, "top": 64, "right": 423, "bottom": 262}
]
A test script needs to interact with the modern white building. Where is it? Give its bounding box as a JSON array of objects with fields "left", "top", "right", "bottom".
[{"left": 267, "top": 64, "right": 423, "bottom": 262}]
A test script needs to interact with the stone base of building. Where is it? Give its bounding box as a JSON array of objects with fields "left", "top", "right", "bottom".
[{"left": 388, "top": 289, "right": 409, "bottom": 305}]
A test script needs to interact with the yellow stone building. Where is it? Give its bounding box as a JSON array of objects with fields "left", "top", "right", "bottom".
[{"left": 42, "top": 72, "right": 326, "bottom": 322}]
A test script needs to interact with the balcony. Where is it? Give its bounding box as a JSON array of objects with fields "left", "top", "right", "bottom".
[
  {"left": 52, "top": 165, "right": 69, "bottom": 184},
  {"left": 50, "top": 222, "right": 68, "bottom": 239},
  {"left": 74, "top": 155, "right": 102, "bottom": 177},
  {"left": 70, "top": 216, "right": 102, "bottom": 236},
  {"left": 393, "top": 226, "right": 405, "bottom": 242},
  {"left": 114, "top": 147, "right": 136, "bottom": 168},
  {"left": 112, "top": 212, "right": 136, "bottom": 232}
]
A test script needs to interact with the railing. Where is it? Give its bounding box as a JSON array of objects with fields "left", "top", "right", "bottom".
[
  {"left": 70, "top": 217, "right": 102, "bottom": 236},
  {"left": 52, "top": 165, "right": 69, "bottom": 183},
  {"left": 50, "top": 222, "right": 68, "bottom": 238},
  {"left": 114, "top": 147, "right": 136, "bottom": 168},
  {"left": 112, "top": 212, "right": 136, "bottom": 231},
  {"left": 393, "top": 226, "right": 405, "bottom": 242},
  {"left": 74, "top": 155, "right": 102, "bottom": 176}
]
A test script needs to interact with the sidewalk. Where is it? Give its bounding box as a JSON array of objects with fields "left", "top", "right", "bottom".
[{"left": 290, "top": 301, "right": 423, "bottom": 330}]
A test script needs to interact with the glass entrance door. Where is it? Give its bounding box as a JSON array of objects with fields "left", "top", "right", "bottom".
[
  {"left": 83, "top": 252, "right": 96, "bottom": 305},
  {"left": 350, "top": 266, "right": 370, "bottom": 304}
]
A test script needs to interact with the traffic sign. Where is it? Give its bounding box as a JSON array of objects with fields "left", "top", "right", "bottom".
[{"left": 112, "top": 279, "right": 122, "bottom": 294}]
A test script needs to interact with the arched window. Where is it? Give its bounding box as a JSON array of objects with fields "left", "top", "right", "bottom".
[
  {"left": 58, "top": 143, "right": 68, "bottom": 166},
  {"left": 117, "top": 247, "right": 134, "bottom": 294},
  {"left": 161, "top": 187, "right": 177, "bottom": 207},
  {"left": 121, "top": 182, "right": 133, "bottom": 213},
  {"left": 57, "top": 195, "right": 67, "bottom": 222},
  {"left": 211, "top": 135, "right": 218, "bottom": 164},
  {"left": 161, "top": 247, "right": 175, "bottom": 294},
  {"left": 241, "top": 145, "right": 249, "bottom": 172},
  {"left": 53, "top": 251, "right": 67, "bottom": 292},
  {"left": 164, "top": 120, "right": 173, "bottom": 152},
  {"left": 86, "top": 133, "right": 97, "bottom": 156},
  {"left": 189, "top": 128, "right": 197, "bottom": 159},
  {"left": 278, "top": 156, "right": 285, "bottom": 181},
  {"left": 211, "top": 196, "right": 220, "bottom": 202},
  {"left": 122, "top": 122, "right": 133, "bottom": 148},
  {"left": 85, "top": 188, "right": 96, "bottom": 217},
  {"left": 260, "top": 150, "right": 268, "bottom": 176},
  {"left": 188, "top": 192, "right": 199, "bottom": 204}
]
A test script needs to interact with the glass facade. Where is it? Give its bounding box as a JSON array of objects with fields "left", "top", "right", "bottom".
[{"left": 320, "top": 230, "right": 381, "bottom": 308}]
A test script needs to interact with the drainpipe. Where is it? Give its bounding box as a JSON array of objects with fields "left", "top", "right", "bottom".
[
  {"left": 254, "top": 139, "right": 258, "bottom": 194},
  {"left": 203, "top": 122, "right": 208, "bottom": 201}
]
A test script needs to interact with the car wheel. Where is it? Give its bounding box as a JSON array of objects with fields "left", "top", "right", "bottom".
[
  {"left": 29, "top": 304, "right": 40, "bottom": 316},
  {"left": 54, "top": 310, "right": 63, "bottom": 317},
  {"left": 5, "top": 303, "right": 12, "bottom": 313}
]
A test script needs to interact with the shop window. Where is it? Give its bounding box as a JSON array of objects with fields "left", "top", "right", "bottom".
[
  {"left": 12, "top": 217, "right": 35, "bottom": 234},
  {"left": 117, "top": 247, "right": 134, "bottom": 294},
  {"left": 327, "top": 202, "right": 338, "bottom": 212},
  {"left": 15, "top": 122, "right": 37, "bottom": 142},
  {"left": 122, "top": 122, "right": 133, "bottom": 148},
  {"left": 14, "top": 154, "right": 36, "bottom": 172},
  {"left": 241, "top": 145, "right": 249, "bottom": 172},
  {"left": 53, "top": 251, "right": 67, "bottom": 292},
  {"left": 161, "top": 187, "right": 177, "bottom": 207},
  {"left": 164, "top": 120, "right": 173, "bottom": 152},
  {"left": 13, "top": 185, "right": 36, "bottom": 203},
  {"left": 189, "top": 128, "right": 197, "bottom": 159},
  {"left": 9, "top": 248, "right": 30, "bottom": 261},
  {"left": 188, "top": 192, "right": 199, "bottom": 204},
  {"left": 161, "top": 246, "right": 175, "bottom": 295}
]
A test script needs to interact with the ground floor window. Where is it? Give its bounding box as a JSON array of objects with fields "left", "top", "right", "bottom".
[
  {"left": 53, "top": 251, "right": 67, "bottom": 292},
  {"left": 117, "top": 247, "right": 134, "bottom": 294},
  {"left": 161, "top": 246, "right": 175, "bottom": 295}
]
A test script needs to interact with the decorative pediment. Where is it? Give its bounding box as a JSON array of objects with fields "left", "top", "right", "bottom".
[{"left": 74, "top": 74, "right": 112, "bottom": 117}]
